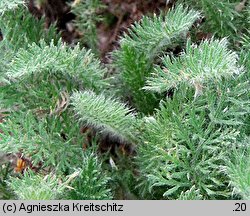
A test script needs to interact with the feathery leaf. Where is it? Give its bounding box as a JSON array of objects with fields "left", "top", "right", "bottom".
[
  {"left": 71, "top": 91, "right": 136, "bottom": 143},
  {"left": 0, "top": 0, "right": 24, "bottom": 14},
  {"left": 113, "top": 4, "right": 200, "bottom": 113},
  {"left": 5, "top": 40, "right": 108, "bottom": 91},
  {"left": 144, "top": 38, "right": 241, "bottom": 94}
]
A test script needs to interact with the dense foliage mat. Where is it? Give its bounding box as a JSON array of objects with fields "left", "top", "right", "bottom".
[{"left": 0, "top": 0, "right": 249, "bottom": 200}]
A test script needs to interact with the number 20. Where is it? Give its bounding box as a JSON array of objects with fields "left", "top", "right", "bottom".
[{"left": 235, "top": 203, "right": 246, "bottom": 211}]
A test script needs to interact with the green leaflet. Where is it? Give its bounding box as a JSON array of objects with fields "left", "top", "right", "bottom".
[
  {"left": 71, "top": 91, "right": 136, "bottom": 143},
  {"left": 145, "top": 38, "right": 241, "bottom": 94},
  {"left": 113, "top": 4, "right": 200, "bottom": 114},
  {"left": 0, "top": 0, "right": 24, "bottom": 14},
  {"left": 5, "top": 39, "right": 109, "bottom": 92}
]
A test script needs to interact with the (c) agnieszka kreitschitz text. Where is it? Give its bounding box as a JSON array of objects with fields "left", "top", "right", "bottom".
[{"left": 17, "top": 202, "right": 124, "bottom": 213}]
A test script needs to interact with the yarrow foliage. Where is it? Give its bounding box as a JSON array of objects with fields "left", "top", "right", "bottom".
[
  {"left": 70, "top": 0, "right": 105, "bottom": 52},
  {"left": 113, "top": 4, "right": 200, "bottom": 114},
  {"left": 71, "top": 91, "right": 136, "bottom": 143},
  {"left": 117, "top": 4, "right": 201, "bottom": 57},
  {"left": 0, "top": 1, "right": 250, "bottom": 201},
  {"left": 144, "top": 38, "right": 241, "bottom": 94},
  {"left": 0, "top": 0, "right": 24, "bottom": 14},
  {"left": 5, "top": 39, "right": 108, "bottom": 91}
]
